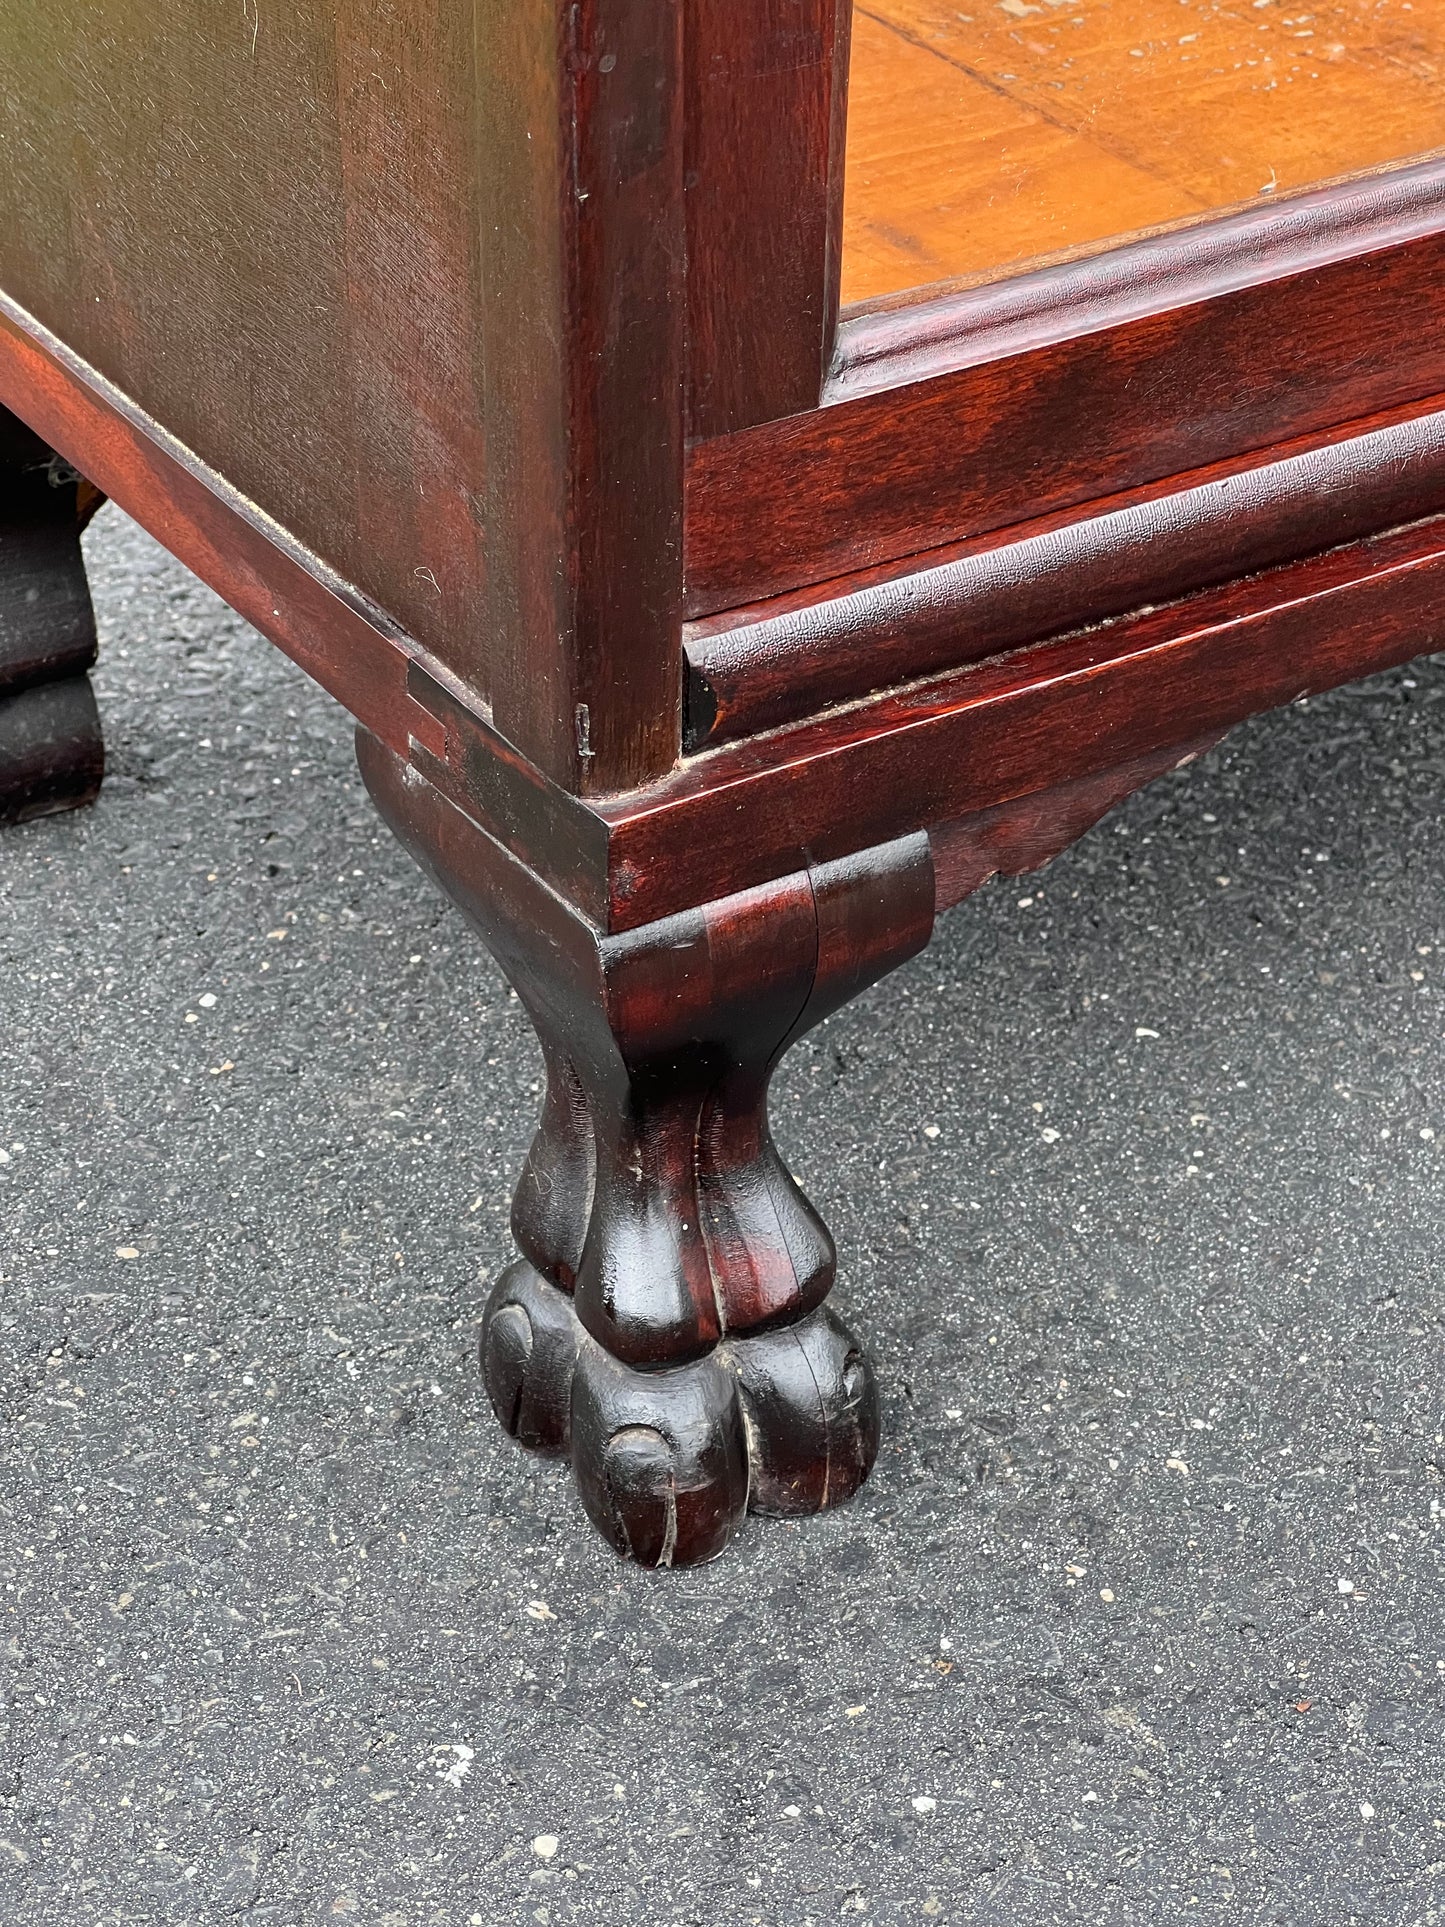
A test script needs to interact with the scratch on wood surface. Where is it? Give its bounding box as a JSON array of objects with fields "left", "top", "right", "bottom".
[{"left": 242, "top": 0, "right": 260, "bottom": 58}]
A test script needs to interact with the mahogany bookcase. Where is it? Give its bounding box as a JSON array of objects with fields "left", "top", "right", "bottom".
[{"left": 2, "top": 3, "right": 1443, "bottom": 1566}]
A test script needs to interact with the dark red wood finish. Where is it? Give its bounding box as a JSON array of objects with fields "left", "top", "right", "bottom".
[
  {"left": 360, "top": 726, "right": 932, "bottom": 1563},
  {"left": 831, "top": 157, "right": 1445, "bottom": 403},
  {"left": 477, "top": 0, "right": 686, "bottom": 792},
  {"left": 928, "top": 735, "right": 1226, "bottom": 914},
  {"left": 684, "top": 0, "right": 850, "bottom": 439},
  {"left": 599, "top": 516, "right": 1445, "bottom": 927},
  {"left": 0, "top": 0, "right": 493, "bottom": 696},
  {"left": 685, "top": 399, "right": 1445, "bottom": 747},
  {"left": 685, "top": 161, "right": 1445, "bottom": 615}
]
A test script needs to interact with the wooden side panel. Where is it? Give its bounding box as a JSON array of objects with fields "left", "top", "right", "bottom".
[
  {"left": 684, "top": 0, "right": 850, "bottom": 439},
  {"left": 0, "top": 293, "right": 441, "bottom": 765},
  {"left": 0, "top": 0, "right": 489, "bottom": 691},
  {"left": 476, "top": 0, "right": 686, "bottom": 792}
]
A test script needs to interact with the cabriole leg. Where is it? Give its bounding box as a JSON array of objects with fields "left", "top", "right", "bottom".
[
  {"left": 358, "top": 730, "right": 935, "bottom": 1567},
  {"left": 0, "top": 408, "right": 104, "bottom": 825}
]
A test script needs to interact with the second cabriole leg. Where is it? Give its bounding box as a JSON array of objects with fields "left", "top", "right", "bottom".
[
  {"left": 358, "top": 730, "right": 934, "bottom": 1566},
  {"left": 0, "top": 407, "right": 104, "bottom": 825}
]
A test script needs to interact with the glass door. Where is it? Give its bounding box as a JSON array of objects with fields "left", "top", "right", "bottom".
[{"left": 844, "top": 0, "right": 1445, "bottom": 305}]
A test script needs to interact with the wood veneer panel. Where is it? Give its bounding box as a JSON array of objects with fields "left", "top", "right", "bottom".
[
  {"left": 0, "top": 0, "right": 488, "bottom": 693},
  {"left": 845, "top": 0, "right": 1445, "bottom": 303}
]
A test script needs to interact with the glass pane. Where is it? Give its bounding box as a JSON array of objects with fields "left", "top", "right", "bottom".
[{"left": 843, "top": 0, "right": 1445, "bottom": 306}]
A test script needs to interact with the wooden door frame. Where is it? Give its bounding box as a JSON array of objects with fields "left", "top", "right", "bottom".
[{"left": 687, "top": 153, "right": 1445, "bottom": 609}]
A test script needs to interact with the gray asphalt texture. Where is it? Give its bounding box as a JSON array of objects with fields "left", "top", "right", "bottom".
[{"left": 2, "top": 510, "right": 1443, "bottom": 1927}]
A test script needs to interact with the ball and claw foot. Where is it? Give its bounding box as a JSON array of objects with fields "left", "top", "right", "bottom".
[{"left": 480, "top": 1267, "right": 880, "bottom": 1568}]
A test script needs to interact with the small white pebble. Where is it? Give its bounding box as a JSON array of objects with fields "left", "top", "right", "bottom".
[
  {"left": 1360, "top": 1801, "right": 1375, "bottom": 1821},
  {"left": 911, "top": 1796, "right": 937, "bottom": 1815},
  {"left": 198, "top": 992, "right": 217, "bottom": 1009},
  {"left": 1338, "top": 1577, "right": 1355, "bottom": 1594},
  {"left": 1017, "top": 896, "right": 1034, "bottom": 909},
  {"left": 1135, "top": 1026, "right": 1160, "bottom": 1040},
  {"left": 1040, "top": 1127, "right": 1060, "bottom": 1143},
  {"left": 115, "top": 1247, "right": 140, "bottom": 1261},
  {"left": 1099, "top": 1588, "right": 1116, "bottom": 1603},
  {"left": 1165, "top": 1457, "right": 1190, "bottom": 1475},
  {"left": 531, "top": 1834, "right": 559, "bottom": 1860},
  {"left": 1422, "top": 1127, "right": 1436, "bottom": 1142},
  {"left": 923, "top": 1124, "right": 940, "bottom": 1140},
  {"left": 781, "top": 1804, "right": 801, "bottom": 1819}
]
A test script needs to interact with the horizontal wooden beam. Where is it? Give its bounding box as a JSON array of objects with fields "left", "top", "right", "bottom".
[
  {"left": 831, "top": 154, "right": 1445, "bottom": 402},
  {"left": 685, "top": 163, "right": 1445, "bottom": 614},
  {"left": 685, "top": 396, "right": 1445, "bottom": 746},
  {"left": 605, "top": 514, "right": 1445, "bottom": 925}
]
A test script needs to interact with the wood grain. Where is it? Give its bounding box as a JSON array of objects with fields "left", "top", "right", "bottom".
[
  {"left": 0, "top": 0, "right": 688, "bottom": 795},
  {"left": 10, "top": 273, "right": 1443, "bottom": 951},
  {"left": 929, "top": 735, "right": 1225, "bottom": 912},
  {"left": 606, "top": 514, "right": 1445, "bottom": 926},
  {"left": 685, "top": 0, "right": 851, "bottom": 438},
  {"left": 685, "top": 398, "right": 1445, "bottom": 745},
  {"left": 685, "top": 201, "right": 1445, "bottom": 612},
  {"left": 476, "top": 0, "right": 687, "bottom": 791},
  {"left": 0, "top": 0, "right": 491, "bottom": 692},
  {"left": 830, "top": 155, "right": 1445, "bottom": 401},
  {"left": 361, "top": 725, "right": 932, "bottom": 1563},
  {"left": 0, "top": 292, "right": 445, "bottom": 768},
  {"left": 844, "top": 0, "right": 1445, "bottom": 303}
]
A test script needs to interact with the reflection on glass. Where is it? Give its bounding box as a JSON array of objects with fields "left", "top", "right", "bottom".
[{"left": 843, "top": 0, "right": 1445, "bottom": 305}]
